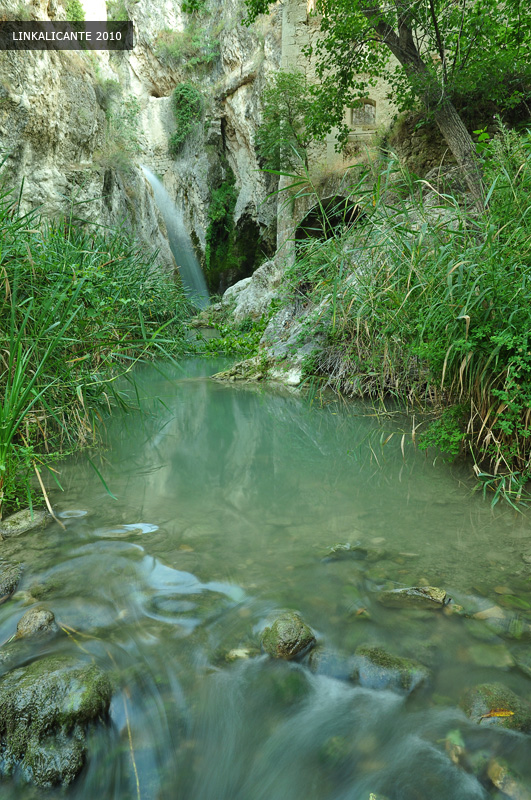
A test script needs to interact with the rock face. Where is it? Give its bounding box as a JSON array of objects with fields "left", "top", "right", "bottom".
[
  {"left": 0, "top": 656, "right": 112, "bottom": 787},
  {"left": 0, "top": 508, "right": 49, "bottom": 538},
  {"left": 378, "top": 586, "right": 450, "bottom": 609},
  {"left": 460, "top": 683, "right": 531, "bottom": 733},
  {"left": 352, "top": 645, "right": 430, "bottom": 694},
  {"left": 0, "top": 0, "right": 282, "bottom": 288},
  {"left": 221, "top": 260, "right": 283, "bottom": 323},
  {"left": 261, "top": 612, "right": 316, "bottom": 660}
]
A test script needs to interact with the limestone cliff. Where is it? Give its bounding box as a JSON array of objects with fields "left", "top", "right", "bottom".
[{"left": 0, "top": 0, "right": 282, "bottom": 285}]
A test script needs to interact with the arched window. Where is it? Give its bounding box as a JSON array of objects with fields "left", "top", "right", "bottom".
[{"left": 350, "top": 99, "right": 376, "bottom": 128}]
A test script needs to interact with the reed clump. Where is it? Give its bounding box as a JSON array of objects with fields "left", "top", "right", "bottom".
[
  {"left": 282, "top": 127, "right": 531, "bottom": 504},
  {"left": 0, "top": 183, "right": 191, "bottom": 517}
]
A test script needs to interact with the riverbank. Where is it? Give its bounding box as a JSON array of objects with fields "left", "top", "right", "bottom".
[
  {"left": 197, "top": 131, "right": 531, "bottom": 506},
  {"left": 0, "top": 181, "right": 192, "bottom": 517}
]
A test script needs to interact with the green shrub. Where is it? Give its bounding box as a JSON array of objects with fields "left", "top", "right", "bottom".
[
  {"left": 168, "top": 83, "right": 203, "bottom": 156},
  {"left": 279, "top": 127, "right": 531, "bottom": 502},
  {"left": 0, "top": 183, "right": 191, "bottom": 516},
  {"left": 106, "top": 0, "right": 129, "bottom": 22},
  {"left": 154, "top": 24, "right": 219, "bottom": 72},
  {"left": 65, "top": 0, "right": 85, "bottom": 21}
]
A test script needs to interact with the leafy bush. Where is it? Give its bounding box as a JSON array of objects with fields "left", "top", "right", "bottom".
[
  {"left": 279, "top": 127, "right": 531, "bottom": 502},
  {"left": 106, "top": 0, "right": 129, "bottom": 21},
  {"left": 155, "top": 25, "right": 219, "bottom": 72},
  {"left": 65, "top": 0, "right": 85, "bottom": 21},
  {"left": 0, "top": 183, "right": 191, "bottom": 516},
  {"left": 255, "top": 69, "right": 314, "bottom": 171},
  {"left": 168, "top": 83, "right": 203, "bottom": 156}
]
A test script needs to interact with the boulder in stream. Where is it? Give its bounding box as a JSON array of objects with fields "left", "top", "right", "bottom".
[
  {"left": 460, "top": 683, "right": 531, "bottom": 733},
  {"left": 0, "top": 562, "right": 21, "bottom": 600},
  {"left": 487, "top": 758, "right": 531, "bottom": 800},
  {"left": 16, "top": 606, "right": 58, "bottom": 639},
  {"left": 378, "top": 585, "right": 450, "bottom": 609},
  {"left": 261, "top": 612, "right": 316, "bottom": 660},
  {"left": 0, "top": 656, "right": 112, "bottom": 786},
  {"left": 352, "top": 645, "right": 431, "bottom": 694},
  {"left": 0, "top": 508, "right": 49, "bottom": 538}
]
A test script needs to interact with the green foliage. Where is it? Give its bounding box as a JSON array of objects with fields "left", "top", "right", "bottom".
[
  {"left": 196, "top": 315, "right": 268, "bottom": 358},
  {"left": 205, "top": 174, "right": 238, "bottom": 277},
  {"left": 244, "top": 0, "right": 531, "bottom": 199},
  {"left": 168, "top": 83, "right": 203, "bottom": 156},
  {"left": 97, "top": 94, "right": 141, "bottom": 170},
  {"left": 65, "top": 0, "right": 85, "bottom": 21},
  {"left": 106, "top": 0, "right": 129, "bottom": 22},
  {"left": 0, "top": 183, "right": 191, "bottom": 516},
  {"left": 155, "top": 24, "right": 219, "bottom": 72},
  {"left": 277, "top": 127, "right": 531, "bottom": 500},
  {"left": 255, "top": 69, "right": 314, "bottom": 171},
  {"left": 182, "top": 0, "right": 207, "bottom": 12}
]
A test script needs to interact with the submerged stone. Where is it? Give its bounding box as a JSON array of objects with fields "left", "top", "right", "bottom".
[
  {"left": 378, "top": 586, "right": 449, "bottom": 609},
  {"left": 0, "top": 508, "right": 49, "bottom": 538},
  {"left": 0, "top": 563, "right": 21, "bottom": 599},
  {"left": 487, "top": 758, "right": 531, "bottom": 800},
  {"left": 323, "top": 542, "right": 387, "bottom": 562},
  {"left": 308, "top": 647, "right": 354, "bottom": 680},
  {"left": 0, "top": 656, "right": 112, "bottom": 786},
  {"left": 16, "top": 607, "right": 58, "bottom": 639},
  {"left": 352, "top": 645, "right": 431, "bottom": 694},
  {"left": 460, "top": 683, "right": 531, "bottom": 732},
  {"left": 261, "top": 612, "right": 316, "bottom": 660}
]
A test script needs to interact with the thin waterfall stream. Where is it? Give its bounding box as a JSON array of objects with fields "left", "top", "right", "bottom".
[{"left": 142, "top": 167, "right": 210, "bottom": 309}]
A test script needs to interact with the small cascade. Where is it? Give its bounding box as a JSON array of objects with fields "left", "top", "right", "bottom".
[{"left": 141, "top": 167, "right": 210, "bottom": 310}]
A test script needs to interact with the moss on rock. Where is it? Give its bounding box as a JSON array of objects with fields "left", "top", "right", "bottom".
[
  {"left": 261, "top": 612, "right": 316, "bottom": 660},
  {"left": 460, "top": 683, "right": 531, "bottom": 732},
  {"left": 0, "top": 656, "right": 112, "bottom": 786},
  {"left": 353, "top": 645, "right": 431, "bottom": 694}
]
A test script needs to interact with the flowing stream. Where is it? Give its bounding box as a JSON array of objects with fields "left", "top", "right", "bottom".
[
  {"left": 1, "top": 359, "right": 531, "bottom": 799},
  {"left": 141, "top": 167, "right": 210, "bottom": 309}
]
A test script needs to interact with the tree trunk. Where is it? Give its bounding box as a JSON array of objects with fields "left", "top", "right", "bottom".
[
  {"left": 370, "top": 17, "right": 486, "bottom": 210},
  {"left": 432, "top": 100, "right": 485, "bottom": 209}
]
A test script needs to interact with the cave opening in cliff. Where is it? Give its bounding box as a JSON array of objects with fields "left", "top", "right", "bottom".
[{"left": 294, "top": 195, "right": 365, "bottom": 243}]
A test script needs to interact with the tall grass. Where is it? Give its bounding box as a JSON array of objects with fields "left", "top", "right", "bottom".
[
  {"left": 0, "top": 183, "right": 192, "bottom": 517},
  {"left": 281, "top": 129, "right": 531, "bottom": 504}
]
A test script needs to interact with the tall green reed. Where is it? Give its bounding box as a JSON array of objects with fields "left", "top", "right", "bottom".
[{"left": 0, "top": 182, "right": 191, "bottom": 516}]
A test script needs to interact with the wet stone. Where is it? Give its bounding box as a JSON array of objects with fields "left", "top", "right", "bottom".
[
  {"left": 261, "top": 611, "right": 316, "bottom": 660},
  {"left": 0, "top": 562, "right": 21, "bottom": 599},
  {"left": 16, "top": 607, "right": 58, "bottom": 639},
  {"left": 0, "top": 509, "right": 49, "bottom": 538},
  {"left": 378, "top": 585, "right": 449, "bottom": 609},
  {"left": 0, "top": 655, "right": 112, "bottom": 786},
  {"left": 487, "top": 758, "right": 531, "bottom": 800},
  {"left": 308, "top": 647, "right": 354, "bottom": 680},
  {"left": 460, "top": 683, "right": 531, "bottom": 732},
  {"left": 352, "top": 645, "right": 431, "bottom": 694}
]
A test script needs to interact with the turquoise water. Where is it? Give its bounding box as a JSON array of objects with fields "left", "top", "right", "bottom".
[{"left": 0, "top": 359, "right": 530, "bottom": 799}]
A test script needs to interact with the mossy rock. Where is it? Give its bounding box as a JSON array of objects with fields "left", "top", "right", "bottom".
[
  {"left": 0, "top": 655, "right": 112, "bottom": 786},
  {"left": 308, "top": 646, "right": 354, "bottom": 680},
  {"left": 261, "top": 612, "right": 316, "bottom": 660},
  {"left": 460, "top": 683, "right": 531, "bottom": 732},
  {"left": 0, "top": 509, "right": 49, "bottom": 538},
  {"left": 0, "top": 562, "right": 21, "bottom": 597},
  {"left": 16, "top": 606, "right": 58, "bottom": 639},
  {"left": 378, "top": 586, "right": 449, "bottom": 609},
  {"left": 353, "top": 645, "right": 431, "bottom": 694}
]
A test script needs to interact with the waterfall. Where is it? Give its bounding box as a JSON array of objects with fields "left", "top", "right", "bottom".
[{"left": 141, "top": 167, "right": 210, "bottom": 310}]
